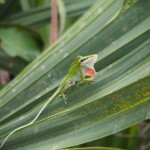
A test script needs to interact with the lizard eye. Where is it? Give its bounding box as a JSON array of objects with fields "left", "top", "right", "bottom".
[{"left": 81, "top": 57, "right": 88, "bottom": 62}]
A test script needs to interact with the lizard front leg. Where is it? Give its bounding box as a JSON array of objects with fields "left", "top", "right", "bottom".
[{"left": 80, "top": 69, "right": 95, "bottom": 83}]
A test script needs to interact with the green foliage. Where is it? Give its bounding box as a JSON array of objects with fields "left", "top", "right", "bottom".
[
  {"left": 0, "top": 0, "right": 149, "bottom": 149},
  {"left": 0, "top": 0, "right": 5, "bottom": 4},
  {"left": 0, "top": 25, "right": 42, "bottom": 61}
]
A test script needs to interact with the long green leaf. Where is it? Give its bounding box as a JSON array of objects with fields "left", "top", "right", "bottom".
[
  {"left": 64, "top": 147, "right": 123, "bottom": 150},
  {"left": 0, "top": 0, "right": 149, "bottom": 149},
  {"left": 1, "top": 0, "right": 97, "bottom": 27}
]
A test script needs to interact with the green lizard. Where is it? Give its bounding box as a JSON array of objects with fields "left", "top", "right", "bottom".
[{"left": 0, "top": 54, "right": 97, "bottom": 148}]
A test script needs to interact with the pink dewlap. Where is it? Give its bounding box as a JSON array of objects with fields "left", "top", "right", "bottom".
[{"left": 86, "top": 68, "right": 95, "bottom": 77}]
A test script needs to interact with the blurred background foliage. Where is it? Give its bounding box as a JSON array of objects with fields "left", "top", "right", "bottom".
[{"left": 0, "top": 0, "right": 149, "bottom": 150}]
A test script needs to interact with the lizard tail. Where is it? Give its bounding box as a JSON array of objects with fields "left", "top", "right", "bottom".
[{"left": 0, "top": 82, "right": 64, "bottom": 149}]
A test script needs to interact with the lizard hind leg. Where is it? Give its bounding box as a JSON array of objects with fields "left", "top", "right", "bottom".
[
  {"left": 60, "top": 87, "right": 68, "bottom": 104},
  {"left": 60, "top": 80, "right": 75, "bottom": 104}
]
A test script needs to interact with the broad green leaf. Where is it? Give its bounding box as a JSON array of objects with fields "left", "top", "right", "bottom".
[
  {"left": 0, "top": 0, "right": 149, "bottom": 149},
  {"left": 0, "top": 25, "right": 42, "bottom": 61}
]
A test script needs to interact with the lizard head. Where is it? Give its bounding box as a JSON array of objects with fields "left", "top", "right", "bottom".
[
  {"left": 77, "top": 54, "right": 98, "bottom": 76},
  {"left": 80, "top": 54, "right": 97, "bottom": 68}
]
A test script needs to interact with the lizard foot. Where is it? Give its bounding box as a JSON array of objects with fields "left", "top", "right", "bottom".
[
  {"left": 85, "top": 76, "right": 95, "bottom": 83},
  {"left": 60, "top": 93, "right": 67, "bottom": 104}
]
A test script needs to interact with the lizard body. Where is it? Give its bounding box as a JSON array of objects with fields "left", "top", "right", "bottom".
[{"left": 0, "top": 54, "right": 97, "bottom": 148}]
